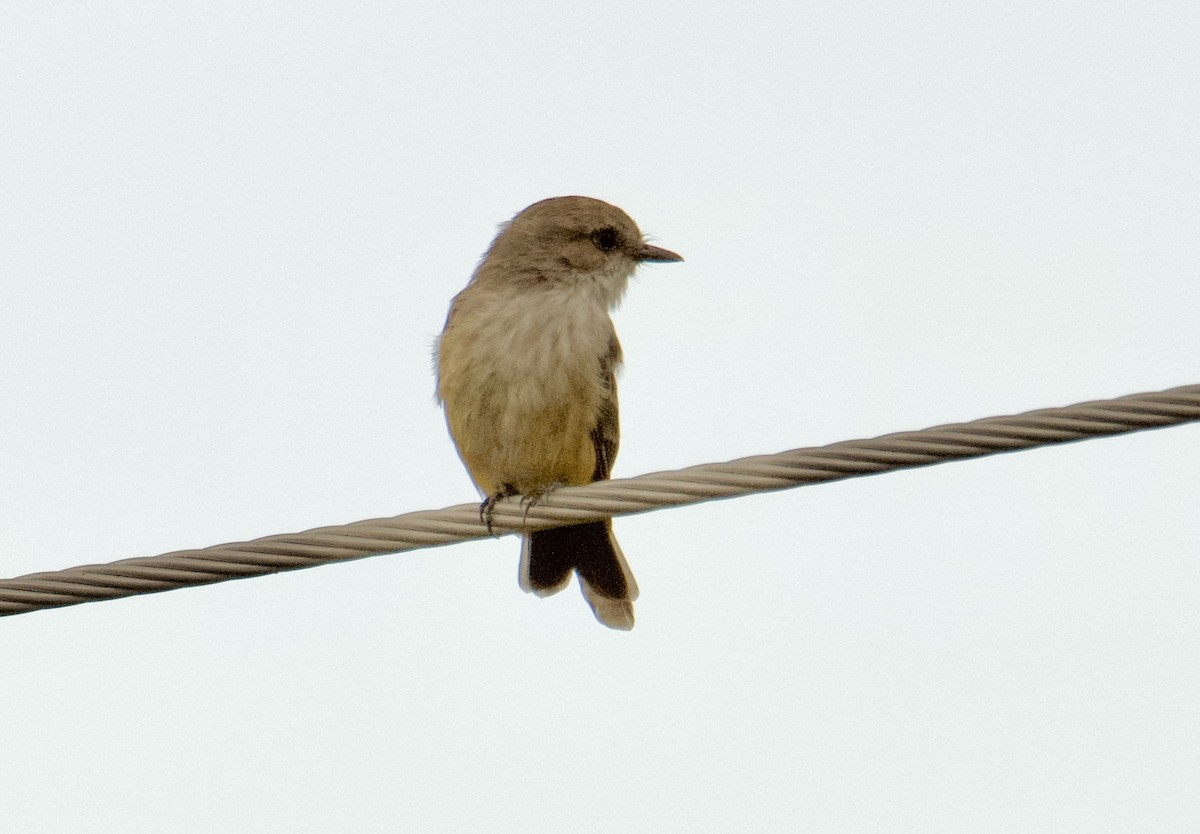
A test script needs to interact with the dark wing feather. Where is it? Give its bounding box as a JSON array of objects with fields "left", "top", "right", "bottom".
[{"left": 589, "top": 334, "right": 622, "bottom": 482}]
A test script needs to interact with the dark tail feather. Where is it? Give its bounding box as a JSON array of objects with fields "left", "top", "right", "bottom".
[
  {"left": 524, "top": 521, "right": 627, "bottom": 598},
  {"left": 522, "top": 524, "right": 579, "bottom": 596},
  {"left": 519, "top": 521, "right": 638, "bottom": 630}
]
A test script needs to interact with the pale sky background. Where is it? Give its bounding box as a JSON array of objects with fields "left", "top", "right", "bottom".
[{"left": 2, "top": 2, "right": 1199, "bottom": 831}]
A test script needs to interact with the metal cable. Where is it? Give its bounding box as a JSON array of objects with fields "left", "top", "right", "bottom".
[{"left": 3, "top": 383, "right": 1197, "bottom": 617}]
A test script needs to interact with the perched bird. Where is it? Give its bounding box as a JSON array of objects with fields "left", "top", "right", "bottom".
[{"left": 435, "top": 196, "right": 682, "bottom": 629}]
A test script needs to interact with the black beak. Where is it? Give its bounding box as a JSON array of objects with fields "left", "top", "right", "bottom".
[{"left": 636, "top": 243, "right": 684, "bottom": 263}]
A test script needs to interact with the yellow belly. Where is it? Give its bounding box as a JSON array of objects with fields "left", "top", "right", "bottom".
[{"left": 449, "top": 399, "right": 596, "bottom": 495}]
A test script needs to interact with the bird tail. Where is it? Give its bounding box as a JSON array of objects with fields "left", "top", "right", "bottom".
[{"left": 519, "top": 520, "right": 638, "bottom": 630}]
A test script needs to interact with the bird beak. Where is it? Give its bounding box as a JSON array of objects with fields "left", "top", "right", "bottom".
[{"left": 636, "top": 243, "right": 684, "bottom": 263}]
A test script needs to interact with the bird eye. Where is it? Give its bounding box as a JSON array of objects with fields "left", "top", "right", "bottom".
[{"left": 591, "top": 227, "right": 620, "bottom": 253}]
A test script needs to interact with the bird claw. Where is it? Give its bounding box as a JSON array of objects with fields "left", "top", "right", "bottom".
[
  {"left": 519, "top": 483, "right": 565, "bottom": 527},
  {"left": 479, "top": 496, "right": 497, "bottom": 535},
  {"left": 479, "top": 484, "right": 521, "bottom": 536}
]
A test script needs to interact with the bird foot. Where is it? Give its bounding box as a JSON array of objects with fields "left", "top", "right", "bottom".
[
  {"left": 479, "top": 484, "right": 520, "bottom": 536},
  {"left": 518, "top": 483, "right": 566, "bottom": 527}
]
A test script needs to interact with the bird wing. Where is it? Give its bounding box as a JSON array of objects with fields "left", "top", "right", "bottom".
[{"left": 589, "top": 334, "right": 622, "bottom": 482}]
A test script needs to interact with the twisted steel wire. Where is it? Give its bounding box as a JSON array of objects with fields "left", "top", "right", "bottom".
[{"left": 2, "top": 384, "right": 1197, "bottom": 617}]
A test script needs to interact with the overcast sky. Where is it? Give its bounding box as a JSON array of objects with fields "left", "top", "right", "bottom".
[{"left": 2, "top": 2, "right": 1198, "bottom": 831}]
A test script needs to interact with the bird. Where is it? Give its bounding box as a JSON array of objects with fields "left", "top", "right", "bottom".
[{"left": 435, "top": 196, "right": 683, "bottom": 629}]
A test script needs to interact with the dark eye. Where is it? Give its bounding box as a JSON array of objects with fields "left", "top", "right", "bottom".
[{"left": 591, "top": 227, "right": 620, "bottom": 253}]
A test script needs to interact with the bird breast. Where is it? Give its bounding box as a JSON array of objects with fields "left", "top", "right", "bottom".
[{"left": 437, "top": 281, "right": 620, "bottom": 493}]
